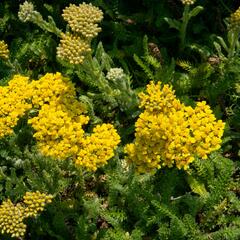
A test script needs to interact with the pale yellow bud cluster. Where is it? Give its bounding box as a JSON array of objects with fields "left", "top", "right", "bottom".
[
  {"left": 18, "top": 1, "right": 38, "bottom": 22},
  {"left": 0, "top": 40, "right": 9, "bottom": 60},
  {"left": 23, "top": 191, "right": 53, "bottom": 217},
  {"left": 56, "top": 33, "right": 91, "bottom": 64},
  {"left": 106, "top": 68, "right": 125, "bottom": 82},
  {"left": 125, "top": 81, "right": 225, "bottom": 173},
  {"left": 181, "top": 0, "right": 196, "bottom": 5},
  {"left": 0, "top": 192, "right": 52, "bottom": 239},
  {"left": 57, "top": 2, "right": 103, "bottom": 64},
  {"left": 229, "top": 7, "right": 240, "bottom": 30},
  {"left": 62, "top": 2, "right": 103, "bottom": 39}
]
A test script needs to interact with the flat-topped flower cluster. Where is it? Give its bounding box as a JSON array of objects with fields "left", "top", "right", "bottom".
[
  {"left": 0, "top": 191, "right": 53, "bottom": 238},
  {"left": 0, "top": 73, "right": 120, "bottom": 171},
  {"left": 57, "top": 2, "right": 103, "bottom": 64},
  {"left": 125, "top": 81, "right": 225, "bottom": 173}
]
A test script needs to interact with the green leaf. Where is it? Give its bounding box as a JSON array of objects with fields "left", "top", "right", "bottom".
[
  {"left": 216, "top": 36, "right": 229, "bottom": 53},
  {"left": 164, "top": 17, "right": 181, "bottom": 30},
  {"left": 187, "top": 175, "right": 209, "bottom": 198},
  {"left": 189, "top": 6, "right": 204, "bottom": 18}
]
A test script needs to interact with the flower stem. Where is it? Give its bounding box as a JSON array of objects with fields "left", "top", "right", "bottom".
[{"left": 180, "top": 5, "right": 190, "bottom": 51}]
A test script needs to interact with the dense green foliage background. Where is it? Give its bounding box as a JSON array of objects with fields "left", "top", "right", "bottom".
[{"left": 0, "top": 0, "right": 240, "bottom": 239}]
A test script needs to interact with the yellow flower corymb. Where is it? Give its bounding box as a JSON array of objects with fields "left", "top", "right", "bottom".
[
  {"left": 0, "top": 75, "right": 32, "bottom": 138},
  {"left": 0, "top": 191, "right": 53, "bottom": 238},
  {"left": 0, "top": 72, "right": 120, "bottom": 171},
  {"left": 125, "top": 81, "right": 225, "bottom": 173}
]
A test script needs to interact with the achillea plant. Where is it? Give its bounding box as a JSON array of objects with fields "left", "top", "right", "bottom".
[
  {"left": 125, "top": 81, "right": 225, "bottom": 173},
  {"left": 18, "top": 2, "right": 138, "bottom": 115},
  {"left": 0, "top": 191, "right": 53, "bottom": 239},
  {"left": 0, "top": 40, "right": 9, "bottom": 60}
]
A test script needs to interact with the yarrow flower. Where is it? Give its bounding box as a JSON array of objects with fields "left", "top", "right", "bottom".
[
  {"left": 181, "top": 0, "right": 196, "bottom": 5},
  {"left": 28, "top": 73, "right": 120, "bottom": 171},
  {"left": 23, "top": 191, "right": 53, "bottom": 217},
  {"left": 76, "top": 124, "right": 121, "bottom": 171},
  {"left": 18, "top": 1, "right": 39, "bottom": 22},
  {"left": 0, "top": 72, "right": 120, "bottom": 171},
  {"left": 56, "top": 33, "right": 91, "bottom": 64},
  {"left": 0, "top": 40, "right": 9, "bottom": 60},
  {"left": 0, "top": 75, "right": 32, "bottom": 138},
  {"left": 229, "top": 6, "right": 240, "bottom": 30},
  {"left": 106, "top": 68, "right": 125, "bottom": 82},
  {"left": 0, "top": 192, "right": 52, "bottom": 238},
  {"left": 62, "top": 2, "right": 103, "bottom": 39},
  {"left": 0, "top": 200, "right": 26, "bottom": 238},
  {"left": 124, "top": 81, "right": 225, "bottom": 173}
]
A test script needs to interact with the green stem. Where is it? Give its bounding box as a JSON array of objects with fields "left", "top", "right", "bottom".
[
  {"left": 32, "top": 12, "right": 62, "bottom": 37},
  {"left": 180, "top": 5, "right": 190, "bottom": 51}
]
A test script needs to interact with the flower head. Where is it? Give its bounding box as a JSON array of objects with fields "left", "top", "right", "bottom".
[
  {"left": 0, "top": 200, "right": 26, "bottom": 238},
  {"left": 0, "top": 40, "right": 9, "bottom": 60},
  {"left": 23, "top": 191, "right": 53, "bottom": 217},
  {"left": 229, "top": 7, "right": 240, "bottom": 30},
  {"left": 125, "top": 81, "right": 225, "bottom": 173},
  {"left": 62, "top": 2, "right": 103, "bottom": 39},
  {"left": 57, "top": 33, "right": 91, "bottom": 64},
  {"left": 0, "top": 75, "right": 32, "bottom": 138},
  {"left": 75, "top": 123, "right": 121, "bottom": 171},
  {"left": 0, "top": 191, "right": 53, "bottom": 238},
  {"left": 106, "top": 68, "right": 125, "bottom": 82},
  {"left": 18, "top": 1, "right": 38, "bottom": 22},
  {"left": 181, "top": 0, "right": 196, "bottom": 5}
]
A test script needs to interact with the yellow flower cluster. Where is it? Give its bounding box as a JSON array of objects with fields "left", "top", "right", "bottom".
[
  {"left": 0, "top": 200, "right": 26, "bottom": 238},
  {"left": 23, "top": 191, "right": 53, "bottom": 217},
  {"left": 0, "top": 75, "right": 32, "bottom": 138},
  {"left": 181, "top": 0, "right": 196, "bottom": 5},
  {"left": 0, "top": 192, "right": 52, "bottom": 239},
  {"left": 29, "top": 102, "right": 89, "bottom": 160},
  {"left": 76, "top": 124, "right": 121, "bottom": 171},
  {"left": 56, "top": 33, "right": 91, "bottom": 64},
  {"left": 0, "top": 40, "right": 9, "bottom": 60},
  {"left": 125, "top": 81, "right": 225, "bottom": 173},
  {"left": 229, "top": 6, "right": 240, "bottom": 30},
  {"left": 62, "top": 2, "right": 103, "bottom": 39},
  {"left": 28, "top": 73, "right": 120, "bottom": 171},
  {"left": 0, "top": 72, "right": 120, "bottom": 171}
]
